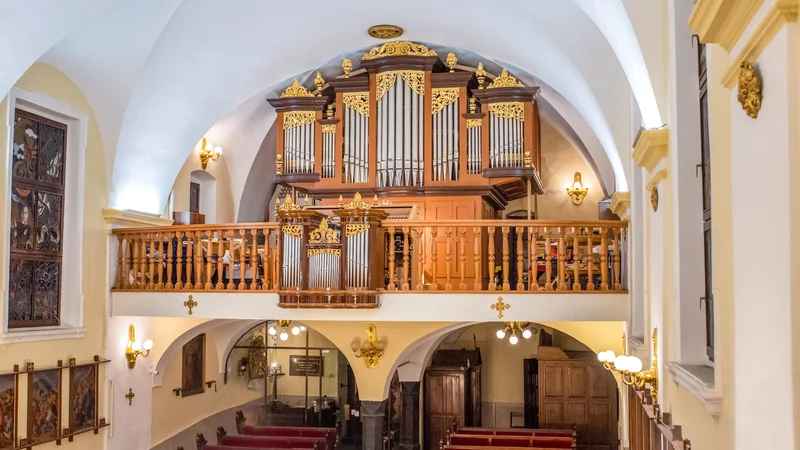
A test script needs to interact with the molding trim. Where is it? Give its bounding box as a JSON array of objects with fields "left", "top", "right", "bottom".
[
  {"left": 632, "top": 128, "right": 669, "bottom": 172},
  {"left": 609, "top": 191, "right": 631, "bottom": 220},
  {"left": 0, "top": 326, "right": 87, "bottom": 345},
  {"left": 721, "top": 0, "right": 799, "bottom": 89},
  {"left": 667, "top": 362, "right": 723, "bottom": 415},
  {"left": 690, "top": 0, "right": 765, "bottom": 51},
  {"left": 645, "top": 169, "right": 668, "bottom": 192},
  {"left": 103, "top": 208, "right": 173, "bottom": 228}
]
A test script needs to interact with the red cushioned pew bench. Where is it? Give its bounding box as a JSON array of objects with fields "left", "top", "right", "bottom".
[
  {"left": 445, "top": 434, "right": 575, "bottom": 449},
  {"left": 455, "top": 427, "right": 576, "bottom": 438},
  {"left": 234, "top": 410, "right": 338, "bottom": 450}
]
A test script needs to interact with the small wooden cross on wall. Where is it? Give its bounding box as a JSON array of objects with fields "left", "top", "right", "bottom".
[
  {"left": 125, "top": 388, "right": 135, "bottom": 406},
  {"left": 184, "top": 295, "right": 198, "bottom": 315},
  {"left": 491, "top": 296, "right": 510, "bottom": 319}
]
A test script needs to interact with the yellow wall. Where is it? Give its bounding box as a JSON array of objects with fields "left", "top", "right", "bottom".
[{"left": 171, "top": 147, "right": 234, "bottom": 223}]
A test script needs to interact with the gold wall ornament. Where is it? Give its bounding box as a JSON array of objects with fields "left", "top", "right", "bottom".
[
  {"left": 283, "top": 111, "right": 316, "bottom": 129},
  {"left": 345, "top": 192, "right": 371, "bottom": 210},
  {"left": 566, "top": 172, "right": 589, "bottom": 205},
  {"left": 469, "top": 97, "right": 477, "bottom": 113},
  {"left": 362, "top": 41, "right": 437, "bottom": 60},
  {"left": 280, "top": 79, "right": 314, "bottom": 98},
  {"left": 321, "top": 124, "right": 336, "bottom": 134},
  {"left": 342, "top": 58, "right": 353, "bottom": 78},
  {"left": 352, "top": 324, "right": 384, "bottom": 369},
  {"left": 491, "top": 297, "right": 510, "bottom": 319},
  {"left": 376, "top": 70, "right": 425, "bottom": 101},
  {"left": 475, "top": 63, "right": 487, "bottom": 89},
  {"left": 125, "top": 388, "right": 135, "bottom": 406},
  {"left": 199, "top": 137, "right": 222, "bottom": 170},
  {"left": 488, "top": 69, "right": 523, "bottom": 89},
  {"left": 125, "top": 324, "right": 153, "bottom": 369},
  {"left": 278, "top": 195, "right": 302, "bottom": 212},
  {"left": 488, "top": 102, "right": 525, "bottom": 121},
  {"left": 737, "top": 61, "right": 761, "bottom": 118},
  {"left": 342, "top": 92, "right": 370, "bottom": 117},
  {"left": 314, "top": 71, "right": 325, "bottom": 96},
  {"left": 466, "top": 119, "right": 482, "bottom": 129},
  {"left": 650, "top": 186, "right": 659, "bottom": 212},
  {"left": 346, "top": 223, "right": 371, "bottom": 236},
  {"left": 367, "top": 25, "right": 404, "bottom": 40},
  {"left": 597, "top": 328, "right": 659, "bottom": 402},
  {"left": 445, "top": 52, "right": 458, "bottom": 72},
  {"left": 431, "top": 88, "right": 460, "bottom": 115},
  {"left": 183, "top": 295, "right": 198, "bottom": 315},
  {"left": 282, "top": 225, "right": 302, "bottom": 238},
  {"left": 308, "top": 248, "right": 341, "bottom": 258},
  {"left": 308, "top": 218, "right": 340, "bottom": 244}
]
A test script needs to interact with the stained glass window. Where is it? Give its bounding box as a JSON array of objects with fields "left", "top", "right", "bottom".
[{"left": 8, "top": 109, "right": 66, "bottom": 328}]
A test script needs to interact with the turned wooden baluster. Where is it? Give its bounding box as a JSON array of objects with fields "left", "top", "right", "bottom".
[
  {"left": 445, "top": 227, "right": 453, "bottom": 290},
  {"left": 271, "top": 228, "right": 280, "bottom": 290},
  {"left": 164, "top": 233, "right": 173, "bottom": 289},
  {"left": 387, "top": 227, "right": 397, "bottom": 290},
  {"left": 116, "top": 237, "right": 124, "bottom": 289},
  {"left": 147, "top": 232, "right": 155, "bottom": 289},
  {"left": 459, "top": 227, "right": 467, "bottom": 291},
  {"left": 572, "top": 227, "right": 581, "bottom": 291},
  {"left": 416, "top": 226, "right": 425, "bottom": 290},
  {"left": 402, "top": 226, "right": 410, "bottom": 290},
  {"left": 205, "top": 231, "right": 214, "bottom": 290},
  {"left": 600, "top": 227, "right": 609, "bottom": 290},
  {"left": 194, "top": 232, "right": 203, "bottom": 289},
  {"left": 187, "top": 231, "right": 196, "bottom": 289},
  {"left": 586, "top": 227, "right": 595, "bottom": 291},
  {"left": 516, "top": 226, "right": 524, "bottom": 290},
  {"left": 501, "top": 226, "right": 511, "bottom": 291},
  {"left": 487, "top": 227, "right": 496, "bottom": 290},
  {"left": 528, "top": 227, "right": 538, "bottom": 291},
  {"left": 430, "top": 227, "right": 438, "bottom": 290},
  {"left": 557, "top": 227, "right": 567, "bottom": 290},
  {"left": 122, "top": 236, "right": 131, "bottom": 289},
  {"left": 613, "top": 227, "right": 622, "bottom": 290},
  {"left": 175, "top": 231, "right": 184, "bottom": 290},
  {"left": 473, "top": 227, "right": 482, "bottom": 291},
  {"left": 250, "top": 229, "right": 259, "bottom": 290},
  {"left": 544, "top": 228, "right": 553, "bottom": 291},
  {"left": 227, "top": 230, "right": 236, "bottom": 291},
  {"left": 156, "top": 237, "right": 165, "bottom": 289},
  {"left": 237, "top": 229, "right": 246, "bottom": 291}
]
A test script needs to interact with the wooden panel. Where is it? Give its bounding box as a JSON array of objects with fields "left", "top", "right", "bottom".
[
  {"left": 566, "top": 365, "right": 587, "bottom": 398},
  {"left": 542, "top": 365, "right": 564, "bottom": 398}
]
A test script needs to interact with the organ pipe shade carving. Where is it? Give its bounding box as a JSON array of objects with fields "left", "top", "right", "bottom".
[
  {"left": 431, "top": 88, "right": 460, "bottom": 115},
  {"left": 281, "top": 225, "right": 302, "bottom": 238},
  {"left": 308, "top": 248, "right": 341, "bottom": 257},
  {"left": 376, "top": 71, "right": 425, "bottom": 101},
  {"left": 321, "top": 125, "right": 336, "bottom": 134},
  {"left": 488, "top": 102, "right": 525, "bottom": 121},
  {"left": 342, "top": 92, "right": 370, "bottom": 117},
  {"left": 346, "top": 223, "right": 370, "bottom": 236},
  {"left": 283, "top": 111, "right": 316, "bottom": 129},
  {"left": 362, "top": 41, "right": 437, "bottom": 60},
  {"left": 280, "top": 79, "right": 314, "bottom": 98},
  {"left": 308, "top": 218, "right": 340, "bottom": 244},
  {"left": 488, "top": 69, "right": 523, "bottom": 88},
  {"left": 466, "top": 119, "right": 482, "bottom": 129}
]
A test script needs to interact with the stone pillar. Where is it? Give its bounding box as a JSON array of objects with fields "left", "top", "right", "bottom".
[
  {"left": 361, "top": 400, "right": 385, "bottom": 450},
  {"left": 399, "top": 382, "right": 421, "bottom": 450}
]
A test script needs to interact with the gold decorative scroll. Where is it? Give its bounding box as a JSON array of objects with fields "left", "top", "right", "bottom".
[
  {"left": 737, "top": 61, "right": 761, "bottom": 119},
  {"left": 345, "top": 192, "right": 371, "bottom": 210},
  {"left": 309, "top": 218, "right": 340, "bottom": 244},
  {"left": 346, "top": 223, "right": 370, "bottom": 237},
  {"left": 283, "top": 111, "right": 315, "bottom": 129},
  {"left": 280, "top": 79, "right": 314, "bottom": 98},
  {"left": 282, "top": 225, "right": 302, "bottom": 238},
  {"left": 488, "top": 102, "right": 525, "bottom": 121},
  {"left": 488, "top": 69, "right": 523, "bottom": 89},
  {"left": 362, "top": 41, "right": 437, "bottom": 60},
  {"left": 278, "top": 196, "right": 302, "bottom": 212},
  {"left": 466, "top": 118, "right": 482, "bottom": 129},
  {"left": 376, "top": 70, "right": 425, "bottom": 101},
  {"left": 431, "top": 88, "right": 460, "bottom": 115},
  {"left": 308, "top": 248, "right": 341, "bottom": 258},
  {"left": 321, "top": 124, "right": 336, "bottom": 134},
  {"left": 343, "top": 92, "right": 370, "bottom": 117}
]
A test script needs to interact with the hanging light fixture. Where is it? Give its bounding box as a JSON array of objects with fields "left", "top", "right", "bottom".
[
  {"left": 268, "top": 320, "right": 304, "bottom": 342},
  {"left": 496, "top": 322, "right": 536, "bottom": 345}
]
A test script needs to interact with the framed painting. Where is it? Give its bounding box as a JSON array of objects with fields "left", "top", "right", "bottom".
[
  {"left": 181, "top": 334, "right": 205, "bottom": 397},
  {"left": 69, "top": 364, "right": 97, "bottom": 434},
  {"left": 27, "top": 369, "right": 61, "bottom": 446},
  {"left": 0, "top": 375, "right": 17, "bottom": 450},
  {"left": 289, "top": 355, "right": 323, "bottom": 377}
]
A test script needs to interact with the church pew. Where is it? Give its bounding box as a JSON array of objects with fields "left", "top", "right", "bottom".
[
  {"left": 235, "top": 410, "right": 337, "bottom": 450},
  {"left": 455, "top": 427, "right": 576, "bottom": 438},
  {"left": 447, "top": 434, "right": 575, "bottom": 449},
  {"left": 443, "top": 446, "right": 575, "bottom": 450},
  {"left": 196, "top": 433, "right": 298, "bottom": 450},
  {"left": 198, "top": 431, "right": 324, "bottom": 450}
]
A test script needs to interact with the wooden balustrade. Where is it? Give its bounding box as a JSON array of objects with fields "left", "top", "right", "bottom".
[
  {"left": 628, "top": 388, "right": 691, "bottom": 450},
  {"left": 112, "top": 223, "right": 279, "bottom": 292}
]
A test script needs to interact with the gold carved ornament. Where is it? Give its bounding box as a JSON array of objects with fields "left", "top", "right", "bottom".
[
  {"left": 278, "top": 196, "right": 302, "bottom": 212},
  {"left": 475, "top": 62, "right": 487, "bottom": 89},
  {"left": 376, "top": 70, "right": 425, "bottom": 101},
  {"left": 321, "top": 124, "right": 336, "bottom": 134},
  {"left": 275, "top": 154, "right": 283, "bottom": 174},
  {"left": 342, "top": 58, "right": 353, "bottom": 78},
  {"left": 445, "top": 52, "right": 458, "bottom": 72},
  {"left": 352, "top": 324, "right": 384, "bottom": 369},
  {"left": 368, "top": 25, "right": 404, "bottom": 40},
  {"left": 488, "top": 102, "right": 525, "bottom": 121},
  {"left": 343, "top": 92, "right": 370, "bottom": 117},
  {"left": 466, "top": 118, "right": 482, "bottom": 129},
  {"left": 308, "top": 248, "right": 341, "bottom": 258},
  {"left": 345, "top": 192, "right": 371, "bottom": 210},
  {"left": 488, "top": 69, "right": 523, "bottom": 89},
  {"left": 280, "top": 79, "right": 314, "bottom": 98},
  {"left": 183, "top": 295, "right": 197, "bottom": 315},
  {"left": 282, "top": 225, "right": 302, "bottom": 238},
  {"left": 431, "top": 88, "right": 460, "bottom": 115},
  {"left": 346, "top": 223, "right": 370, "bottom": 236},
  {"left": 283, "top": 111, "right": 316, "bottom": 130},
  {"left": 737, "top": 61, "right": 761, "bottom": 119},
  {"left": 362, "top": 41, "right": 437, "bottom": 60},
  {"left": 308, "top": 218, "right": 340, "bottom": 244},
  {"left": 650, "top": 186, "right": 659, "bottom": 212},
  {"left": 491, "top": 296, "right": 510, "bottom": 319}
]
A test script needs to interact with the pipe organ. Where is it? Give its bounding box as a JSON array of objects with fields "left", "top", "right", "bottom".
[{"left": 376, "top": 71, "right": 425, "bottom": 187}]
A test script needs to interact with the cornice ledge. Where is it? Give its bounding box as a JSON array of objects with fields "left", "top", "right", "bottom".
[
  {"left": 610, "top": 191, "right": 631, "bottom": 221},
  {"left": 721, "top": 0, "right": 799, "bottom": 89},
  {"left": 632, "top": 128, "right": 669, "bottom": 173},
  {"left": 690, "top": 0, "right": 765, "bottom": 51},
  {"left": 667, "top": 362, "right": 723, "bottom": 416},
  {"left": 645, "top": 169, "right": 668, "bottom": 192},
  {"left": 102, "top": 208, "right": 173, "bottom": 228}
]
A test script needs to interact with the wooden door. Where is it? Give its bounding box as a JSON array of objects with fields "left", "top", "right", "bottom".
[
  {"left": 539, "top": 360, "right": 618, "bottom": 450},
  {"left": 425, "top": 371, "right": 465, "bottom": 450},
  {"left": 190, "top": 182, "right": 200, "bottom": 213},
  {"left": 523, "top": 359, "right": 539, "bottom": 428}
]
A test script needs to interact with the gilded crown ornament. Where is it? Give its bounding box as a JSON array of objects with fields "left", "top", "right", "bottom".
[
  {"left": 280, "top": 79, "right": 314, "bottom": 98},
  {"left": 278, "top": 195, "right": 302, "bottom": 212},
  {"left": 445, "top": 52, "right": 458, "bottom": 72},
  {"left": 488, "top": 69, "right": 523, "bottom": 88},
  {"left": 367, "top": 25, "right": 404, "bottom": 40},
  {"left": 345, "top": 192, "right": 371, "bottom": 210},
  {"left": 475, "top": 63, "right": 487, "bottom": 89},
  {"left": 362, "top": 41, "right": 437, "bottom": 60},
  {"left": 737, "top": 61, "right": 761, "bottom": 119},
  {"left": 469, "top": 97, "right": 477, "bottom": 114},
  {"left": 342, "top": 58, "right": 353, "bottom": 78},
  {"left": 309, "top": 218, "right": 340, "bottom": 244},
  {"left": 314, "top": 71, "right": 325, "bottom": 96}
]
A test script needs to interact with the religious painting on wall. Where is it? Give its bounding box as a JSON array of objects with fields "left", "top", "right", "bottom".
[
  {"left": 69, "top": 364, "right": 97, "bottom": 434},
  {"left": 0, "top": 375, "right": 16, "bottom": 449},
  {"left": 8, "top": 108, "right": 66, "bottom": 329},
  {"left": 247, "top": 335, "right": 266, "bottom": 380},
  {"left": 27, "top": 369, "right": 61, "bottom": 445},
  {"left": 182, "top": 334, "right": 205, "bottom": 396}
]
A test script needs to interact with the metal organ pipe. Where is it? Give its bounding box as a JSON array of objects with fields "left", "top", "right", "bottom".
[{"left": 403, "top": 81, "right": 411, "bottom": 186}]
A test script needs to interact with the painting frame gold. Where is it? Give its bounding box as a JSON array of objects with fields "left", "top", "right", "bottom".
[{"left": 181, "top": 333, "right": 205, "bottom": 397}]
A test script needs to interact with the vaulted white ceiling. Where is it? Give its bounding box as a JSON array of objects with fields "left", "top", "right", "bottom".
[{"left": 2, "top": 0, "right": 667, "bottom": 215}]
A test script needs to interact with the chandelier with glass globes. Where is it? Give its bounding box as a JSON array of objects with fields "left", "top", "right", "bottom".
[
  {"left": 496, "top": 322, "right": 536, "bottom": 345},
  {"left": 267, "top": 320, "right": 306, "bottom": 341}
]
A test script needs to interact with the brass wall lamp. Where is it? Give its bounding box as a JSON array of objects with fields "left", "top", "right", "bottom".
[
  {"left": 125, "top": 325, "right": 153, "bottom": 369},
  {"left": 199, "top": 137, "right": 222, "bottom": 170},
  {"left": 566, "top": 172, "right": 589, "bottom": 205},
  {"left": 597, "top": 328, "right": 659, "bottom": 400},
  {"left": 352, "top": 324, "right": 384, "bottom": 369}
]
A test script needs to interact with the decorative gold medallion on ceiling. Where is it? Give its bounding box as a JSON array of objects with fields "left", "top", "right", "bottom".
[
  {"left": 362, "top": 41, "right": 437, "bottom": 60},
  {"left": 737, "top": 61, "right": 761, "bottom": 119},
  {"left": 368, "top": 25, "right": 404, "bottom": 40}
]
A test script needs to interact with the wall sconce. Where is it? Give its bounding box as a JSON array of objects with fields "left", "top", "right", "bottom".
[
  {"left": 352, "top": 324, "right": 384, "bottom": 369},
  {"left": 597, "top": 328, "right": 659, "bottom": 401},
  {"left": 125, "top": 325, "right": 153, "bottom": 369},
  {"left": 199, "top": 137, "right": 222, "bottom": 170},
  {"left": 268, "top": 320, "right": 306, "bottom": 342},
  {"left": 566, "top": 172, "right": 589, "bottom": 205},
  {"left": 496, "top": 322, "right": 537, "bottom": 345}
]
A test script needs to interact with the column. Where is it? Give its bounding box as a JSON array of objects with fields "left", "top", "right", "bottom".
[
  {"left": 361, "top": 400, "right": 385, "bottom": 450},
  {"left": 399, "top": 382, "right": 421, "bottom": 450}
]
